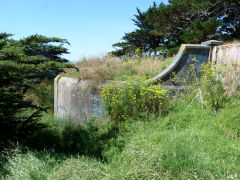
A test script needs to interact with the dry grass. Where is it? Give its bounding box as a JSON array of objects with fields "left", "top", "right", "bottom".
[
  {"left": 131, "top": 56, "right": 174, "bottom": 75},
  {"left": 74, "top": 57, "right": 125, "bottom": 84},
  {"left": 224, "top": 40, "right": 240, "bottom": 45},
  {"left": 61, "top": 56, "right": 175, "bottom": 86}
]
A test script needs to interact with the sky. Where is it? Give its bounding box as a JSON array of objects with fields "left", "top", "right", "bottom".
[{"left": 0, "top": 0, "right": 167, "bottom": 61}]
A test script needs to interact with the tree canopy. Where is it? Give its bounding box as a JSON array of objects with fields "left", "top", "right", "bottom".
[
  {"left": 0, "top": 33, "right": 73, "bottom": 147},
  {"left": 111, "top": 0, "right": 240, "bottom": 57}
]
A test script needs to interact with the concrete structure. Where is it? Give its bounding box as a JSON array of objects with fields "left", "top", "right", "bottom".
[
  {"left": 212, "top": 42, "right": 240, "bottom": 95},
  {"left": 212, "top": 42, "right": 240, "bottom": 65},
  {"left": 146, "top": 44, "right": 210, "bottom": 86},
  {"left": 55, "top": 40, "right": 240, "bottom": 123},
  {"left": 54, "top": 77, "right": 105, "bottom": 124},
  {"left": 201, "top": 40, "right": 224, "bottom": 46}
]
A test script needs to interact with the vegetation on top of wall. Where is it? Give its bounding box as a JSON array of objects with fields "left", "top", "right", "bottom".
[
  {"left": 59, "top": 56, "right": 174, "bottom": 87},
  {"left": 224, "top": 40, "right": 240, "bottom": 45}
]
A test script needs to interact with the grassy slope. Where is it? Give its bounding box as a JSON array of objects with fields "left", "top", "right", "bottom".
[{"left": 1, "top": 95, "right": 240, "bottom": 179}]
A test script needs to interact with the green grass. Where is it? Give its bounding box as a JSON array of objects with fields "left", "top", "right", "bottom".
[{"left": 1, "top": 94, "right": 240, "bottom": 179}]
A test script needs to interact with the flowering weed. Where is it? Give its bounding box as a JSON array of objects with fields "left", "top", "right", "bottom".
[{"left": 101, "top": 77, "right": 169, "bottom": 122}]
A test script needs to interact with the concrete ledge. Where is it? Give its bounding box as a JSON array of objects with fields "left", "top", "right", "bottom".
[{"left": 201, "top": 40, "right": 224, "bottom": 46}]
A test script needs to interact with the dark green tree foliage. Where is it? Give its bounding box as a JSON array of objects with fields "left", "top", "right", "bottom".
[
  {"left": 112, "top": 4, "right": 164, "bottom": 56},
  {"left": 0, "top": 34, "right": 73, "bottom": 79},
  {"left": 112, "top": 0, "right": 240, "bottom": 57},
  {"left": 0, "top": 60, "right": 45, "bottom": 147},
  {"left": 0, "top": 33, "right": 73, "bottom": 148},
  {"left": 218, "top": 0, "right": 240, "bottom": 40}
]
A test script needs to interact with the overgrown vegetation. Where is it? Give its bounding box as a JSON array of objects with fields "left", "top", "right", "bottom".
[
  {"left": 1, "top": 61, "right": 240, "bottom": 179},
  {"left": 24, "top": 78, "right": 55, "bottom": 113},
  {"left": 101, "top": 78, "right": 169, "bottom": 122},
  {"left": 60, "top": 56, "right": 174, "bottom": 87},
  {"left": 1, "top": 0, "right": 240, "bottom": 179}
]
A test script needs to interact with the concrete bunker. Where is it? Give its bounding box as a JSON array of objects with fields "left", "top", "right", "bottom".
[{"left": 54, "top": 40, "right": 237, "bottom": 123}]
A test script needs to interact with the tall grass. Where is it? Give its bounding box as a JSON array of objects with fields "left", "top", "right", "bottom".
[{"left": 2, "top": 96, "right": 240, "bottom": 179}]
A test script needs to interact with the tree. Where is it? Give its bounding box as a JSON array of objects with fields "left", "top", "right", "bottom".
[
  {"left": 218, "top": 0, "right": 240, "bottom": 40},
  {"left": 111, "top": 0, "right": 240, "bottom": 57},
  {"left": 0, "top": 33, "right": 73, "bottom": 147},
  {"left": 112, "top": 4, "right": 164, "bottom": 57}
]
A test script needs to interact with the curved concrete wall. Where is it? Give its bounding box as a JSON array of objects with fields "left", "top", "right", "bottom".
[{"left": 146, "top": 44, "right": 210, "bottom": 85}]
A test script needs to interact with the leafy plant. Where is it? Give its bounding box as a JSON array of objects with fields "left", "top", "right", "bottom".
[
  {"left": 180, "top": 61, "right": 228, "bottom": 113},
  {"left": 199, "top": 63, "right": 227, "bottom": 111},
  {"left": 101, "top": 77, "right": 169, "bottom": 122}
]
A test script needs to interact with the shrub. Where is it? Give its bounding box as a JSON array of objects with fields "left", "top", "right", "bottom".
[
  {"left": 200, "top": 63, "right": 227, "bottom": 111},
  {"left": 101, "top": 77, "right": 169, "bottom": 122},
  {"left": 181, "top": 61, "right": 228, "bottom": 113}
]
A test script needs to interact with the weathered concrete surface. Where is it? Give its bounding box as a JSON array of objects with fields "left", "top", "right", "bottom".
[
  {"left": 212, "top": 43, "right": 240, "bottom": 65},
  {"left": 146, "top": 44, "right": 210, "bottom": 85},
  {"left": 54, "top": 77, "right": 105, "bottom": 124},
  {"left": 201, "top": 40, "right": 224, "bottom": 46},
  {"left": 212, "top": 42, "right": 240, "bottom": 95}
]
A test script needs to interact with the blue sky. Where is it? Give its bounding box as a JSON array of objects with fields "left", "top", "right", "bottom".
[{"left": 0, "top": 0, "right": 167, "bottom": 61}]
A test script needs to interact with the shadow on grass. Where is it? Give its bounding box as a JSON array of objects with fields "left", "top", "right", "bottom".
[
  {"left": 0, "top": 154, "right": 9, "bottom": 177},
  {"left": 19, "top": 117, "right": 123, "bottom": 162}
]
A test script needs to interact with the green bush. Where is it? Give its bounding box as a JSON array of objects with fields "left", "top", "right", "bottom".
[
  {"left": 179, "top": 61, "right": 228, "bottom": 113},
  {"left": 101, "top": 77, "right": 169, "bottom": 122},
  {"left": 199, "top": 63, "right": 227, "bottom": 111}
]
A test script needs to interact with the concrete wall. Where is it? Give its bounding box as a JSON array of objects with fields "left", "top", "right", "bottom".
[
  {"left": 212, "top": 42, "right": 240, "bottom": 95},
  {"left": 54, "top": 44, "right": 210, "bottom": 123},
  {"left": 54, "top": 77, "right": 105, "bottom": 124},
  {"left": 212, "top": 43, "right": 240, "bottom": 65}
]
